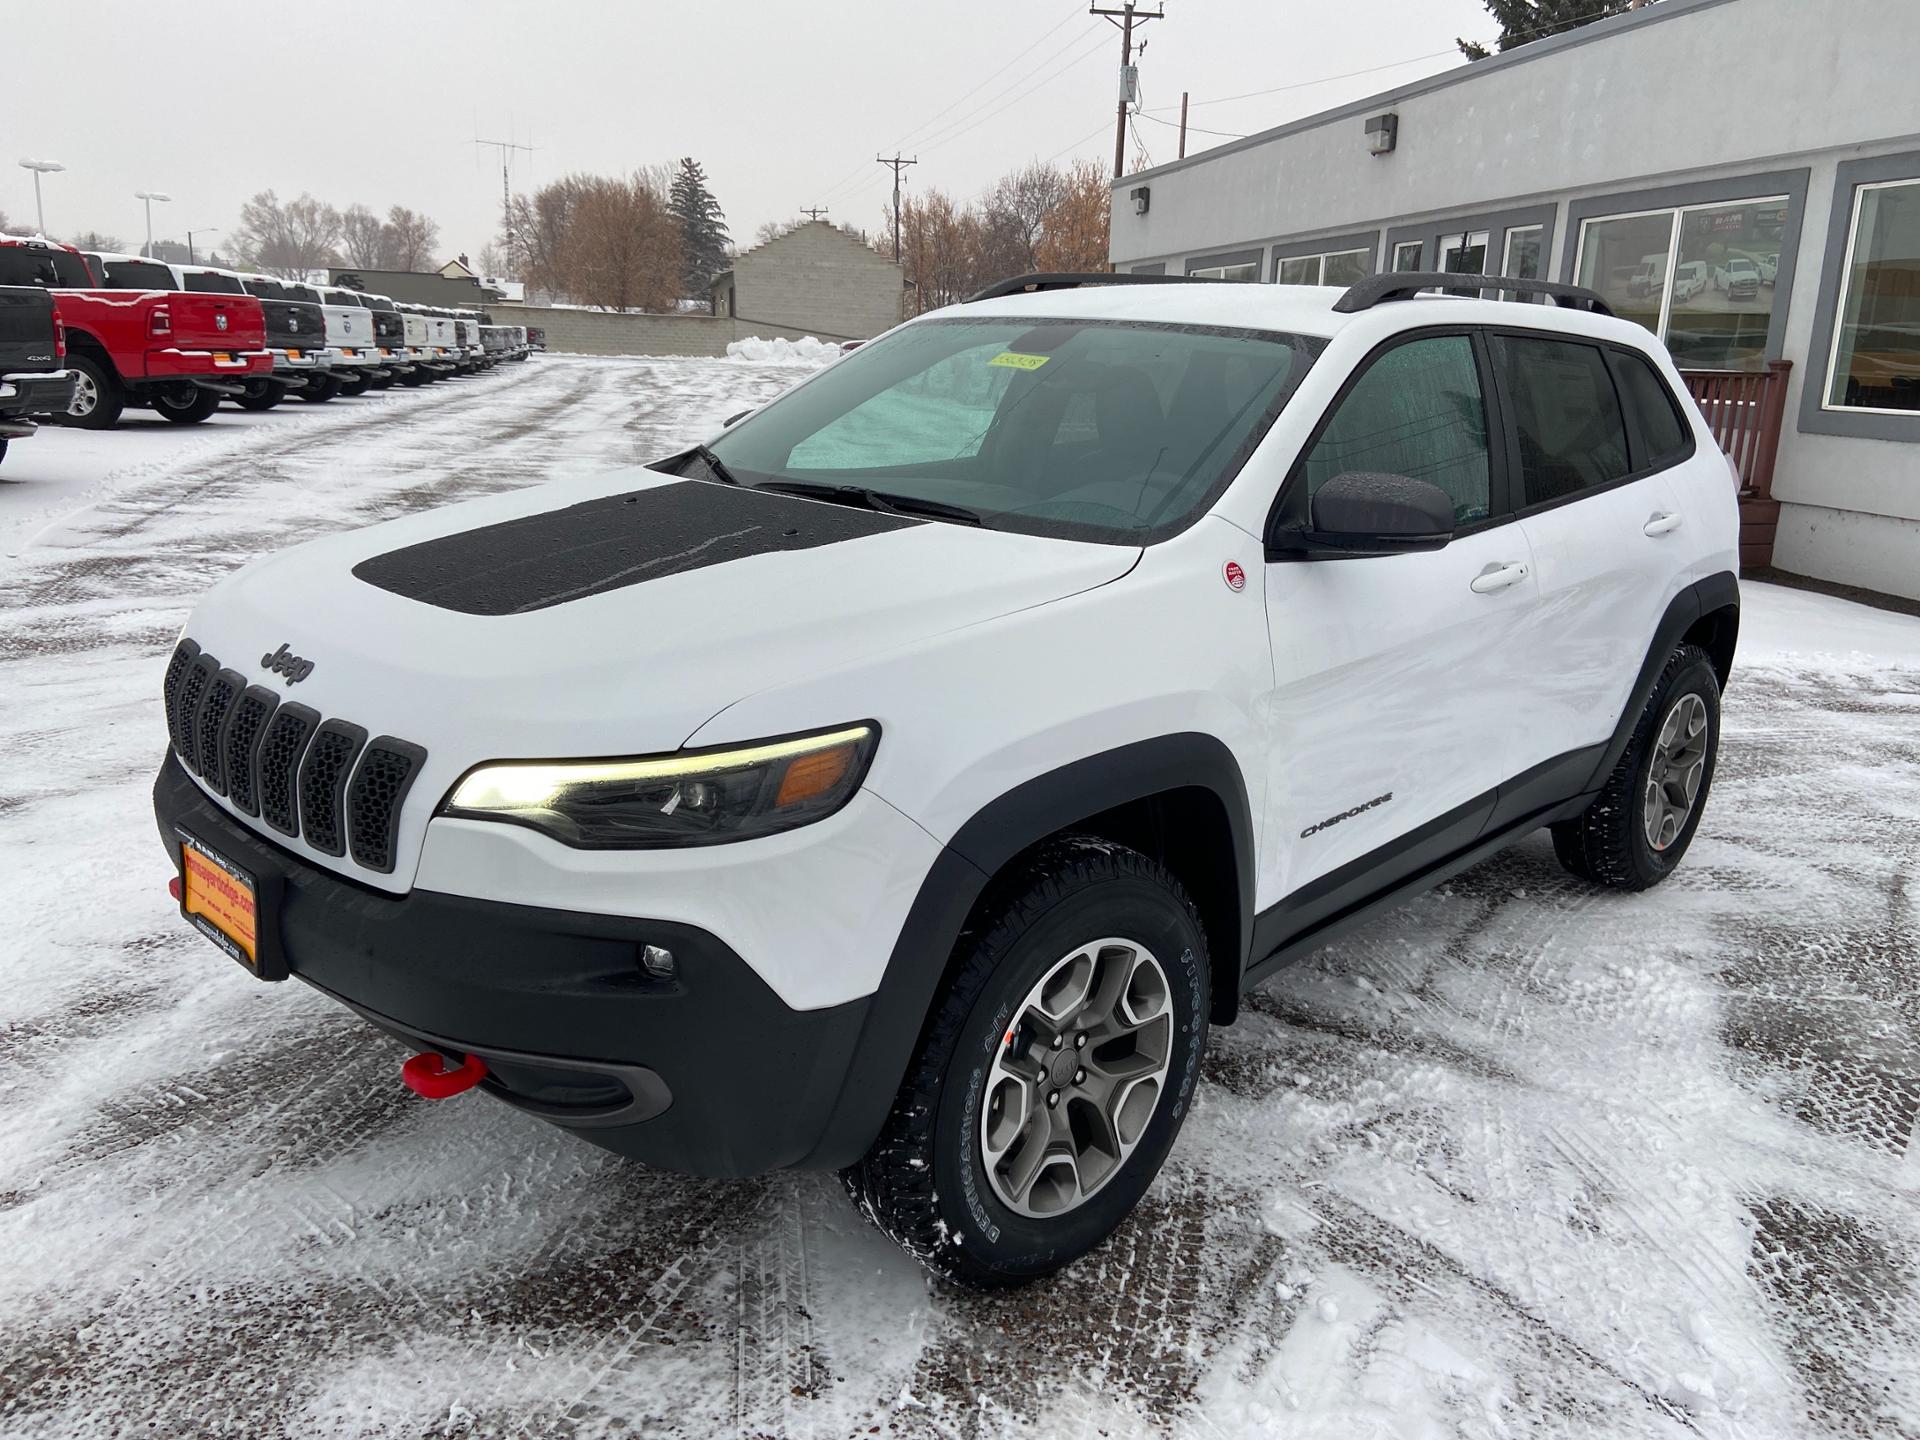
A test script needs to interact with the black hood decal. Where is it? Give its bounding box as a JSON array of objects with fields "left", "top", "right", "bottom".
[{"left": 352, "top": 479, "right": 916, "bottom": 616}]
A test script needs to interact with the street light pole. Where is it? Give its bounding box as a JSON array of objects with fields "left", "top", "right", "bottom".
[
  {"left": 133, "top": 189, "right": 173, "bottom": 257},
  {"left": 18, "top": 158, "right": 67, "bottom": 235}
]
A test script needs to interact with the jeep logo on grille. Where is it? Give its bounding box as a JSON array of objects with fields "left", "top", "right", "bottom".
[{"left": 261, "top": 643, "right": 314, "bottom": 685}]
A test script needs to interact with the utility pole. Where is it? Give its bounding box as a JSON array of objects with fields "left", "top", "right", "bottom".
[
  {"left": 877, "top": 155, "right": 917, "bottom": 264},
  {"left": 801, "top": 206, "right": 830, "bottom": 222},
  {"left": 1090, "top": 1, "right": 1162, "bottom": 180},
  {"left": 475, "top": 137, "right": 536, "bottom": 256},
  {"left": 1178, "top": 91, "right": 1189, "bottom": 160}
]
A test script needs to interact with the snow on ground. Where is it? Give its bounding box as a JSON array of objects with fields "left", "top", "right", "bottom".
[
  {"left": 725, "top": 334, "right": 846, "bottom": 366},
  {"left": 1, "top": 357, "right": 1917, "bottom": 1438}
]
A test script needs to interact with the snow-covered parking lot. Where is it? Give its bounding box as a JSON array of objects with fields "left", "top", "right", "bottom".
[{"left": 2, "top": 355, "right": 1917, "bottom": 1439}]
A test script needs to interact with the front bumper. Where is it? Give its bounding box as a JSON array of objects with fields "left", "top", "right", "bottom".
[
  {"left": 0, "top": 368, "right": 79, "bottom": 419},
  {"left": 153, "top": 754, "right": 873, "bottom": 1176}
]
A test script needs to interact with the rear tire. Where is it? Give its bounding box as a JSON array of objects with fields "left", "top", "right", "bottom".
[
  {"left": 299, "top": 375, "right": 340, "bottom": 404},
  {"left": 1551, "top": 642, "right": 1720, "bottom": 890},
  {"left": 59, "top": 354, "right": 124, "bottom": 430},
  {"left": 337, "top": 372, "right": 373, "bottom": 397},
  {"left": 844, "top": 835, "right": 1210, "bottom": 1287},
  {"left": 235, "top": 380, "right": 286, "bottom": 412},
  {"left": 153, "top": 387, "right": 221, "bottom": 425}
]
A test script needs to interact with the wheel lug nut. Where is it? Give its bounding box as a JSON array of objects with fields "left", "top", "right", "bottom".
[
  {"left": 1050, "top": 1036, "right": 1063, "bottom": 1050},
  {"left": 1074, "top": 1068, "right": 1086, "bottom": 1085},
  {"left": 1047, "top": 1090, "right": 1060, "bottom": 1107},
  {"left": 1074, "top": 1033, "right": 1088, "bottom": 1049}
]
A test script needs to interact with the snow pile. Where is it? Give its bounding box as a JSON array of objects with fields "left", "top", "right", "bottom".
[{"left": 726, "top": 335, "right": 844, "bottom": 367}]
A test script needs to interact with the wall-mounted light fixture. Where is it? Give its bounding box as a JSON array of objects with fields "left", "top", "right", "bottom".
[
  {"left": 1131, "top": 185, "right": 1151, "bottom": 216},
  {"left": 1365, "top": 112, "right": 1398, "bottom": 156}
]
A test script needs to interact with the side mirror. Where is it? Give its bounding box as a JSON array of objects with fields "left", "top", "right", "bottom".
[{"left": 1301, "top": 471, "right": 1454, "bottom": 555}]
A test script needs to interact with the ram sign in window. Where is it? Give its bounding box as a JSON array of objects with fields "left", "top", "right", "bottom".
[
  {"left": 1575, "top": 196, "right": 1790, "bottom": 370},
  {"left": 1824, "top": 178, "right": 1920, "bottom": 414}
]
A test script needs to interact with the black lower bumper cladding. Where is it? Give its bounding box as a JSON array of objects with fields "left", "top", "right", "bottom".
[{"left": 153, "top": 755, "right": 871, "bottom": 1176}]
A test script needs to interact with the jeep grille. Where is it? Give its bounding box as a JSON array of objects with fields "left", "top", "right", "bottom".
[{"left": 162, "top": 638, "right": 427, "bottom": 875}]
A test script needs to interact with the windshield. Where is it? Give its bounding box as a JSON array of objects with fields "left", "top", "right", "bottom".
[
  {"left": 98, "top": 259, "right": 177, "bottom": 290},
  {"left": 183, "top": 271, "right": 244, "bottom": 294},
  {"left": 701, "top": 316, "right": 1318, "bottom": 543}
]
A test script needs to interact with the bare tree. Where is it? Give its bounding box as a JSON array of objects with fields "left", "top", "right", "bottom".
[
  {"left": 752, "top": 218, "right": 796, "bottom": 247},
  {"left": 340, "top": 205, "right": 385, "bottom": 268},
  {"left": 507, "top": 176, "right": 585, "bottom": 299},
  {"left": 232, "top": 190, "right": 342, "bottom": 278},
  {"left": 380, "top": 206, "right": 441, "bottom": 271},
  {"left": 67, "top": 230, "right": 126, "bottom": 255},
  {"left": 564, "top": 168, "right": 682, "bottom": 312}
]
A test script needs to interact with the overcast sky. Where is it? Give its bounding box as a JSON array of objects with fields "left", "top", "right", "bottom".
[{"left": 5, "top": 0, "right": 1497, "bottom": 264}]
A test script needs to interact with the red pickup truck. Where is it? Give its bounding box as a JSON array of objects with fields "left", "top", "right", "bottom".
[{"left": 0, "top": 237, "right": 271, "bottom": 428}]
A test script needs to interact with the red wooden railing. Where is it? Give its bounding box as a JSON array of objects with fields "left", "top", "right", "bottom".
[{"left": 1680, "top": 360, "right": 1792, "bottom": 567}]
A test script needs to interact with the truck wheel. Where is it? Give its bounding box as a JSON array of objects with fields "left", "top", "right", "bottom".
[
  {"left": 845, "top": 836, "right": 1210, "bottom": 1287},
  {"left": 0, "top": 436, "right": 7, "bottom": 467},
  {"left": 299, "top": 375, "right": 340, "bottom": 404},
  {"left": 369, "top": 371, "right": 395, "bottom": 390},
  {"left": 60, "top": 355, "right": 125, "bottom": 430},
  {"left": 154, "top": 388, "right": 221, "bottom": 425},
  {"left": 235, "top": 381, "right": 287, "bottom": 412},
  {"left": 1552, "top": 642, "right": 1720, "bottom": 891},
  {"left": 337, "top": 372, "right": 373, "bottom": 397}
]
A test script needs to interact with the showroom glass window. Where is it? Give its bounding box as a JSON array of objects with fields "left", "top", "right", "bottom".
[
  {"left": 1823, "top": 177, "right": 1920, "bottom": 414},
  {"left": 1575, "top": 196, "right": 1790, "bottom": 370},
  {"left": 1190, "top": 262, "right": 1258, "bottom": 281},
  {"left": 1275, "top": 249, "right": 1369, "bottom": 286}
]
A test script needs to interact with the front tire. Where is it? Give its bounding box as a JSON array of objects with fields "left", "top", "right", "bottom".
[
  {"left": 60, "top": 355, "right": 125, "bottom": 430},
  {"left": 153, "top": 387, "right": 220, "bottom": 425},
  {"left": 845, "top": 836, "right": 1210, "bottom": 1287},
  {"left": 1551, "top": 642, "right": 1720, "bottom": 890}
]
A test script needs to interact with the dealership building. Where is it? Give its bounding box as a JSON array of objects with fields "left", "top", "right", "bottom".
[{"left": 1109, "top": 0, "right": 1920, "bottom": 599}]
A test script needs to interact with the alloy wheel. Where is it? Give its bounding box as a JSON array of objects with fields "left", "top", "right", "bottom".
[
  {"left": 69, "top": 372, "right": 97, "bottom": 417},
  {"left": 980, "top": 937, "right": 1173, "bottom": 1218},
  {"left": 1644, "top": 691, "right": 1708, "bottom": 851}
]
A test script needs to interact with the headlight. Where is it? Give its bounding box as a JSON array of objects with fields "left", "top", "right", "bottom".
[{"left": 440, "top": 723, "right": 878, "bottom": 848}]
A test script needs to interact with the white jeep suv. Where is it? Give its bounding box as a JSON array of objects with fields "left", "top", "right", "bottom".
[{"left": 153, "top": 272, "right": 1739, "bottom": 1286}]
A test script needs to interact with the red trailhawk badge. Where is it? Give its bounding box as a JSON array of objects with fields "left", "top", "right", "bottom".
[{"left": 1223, "top": 561, "right": 1246, "bottom": 592}]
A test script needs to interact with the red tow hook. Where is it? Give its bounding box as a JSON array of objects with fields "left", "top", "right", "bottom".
[
  {"left": 168, "top": 876, "right": 182, "bottom": 901},
  {"left": 402, "top": 1050, "right": 489, "bottom": 1099}
]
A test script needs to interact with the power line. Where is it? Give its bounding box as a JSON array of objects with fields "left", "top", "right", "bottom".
[
  {"left": 1136, "top": 111, "right": 1243, "bottom": 141},
  {"left": 908, "top": 28, "right": 1111, "bottom": 159},
  {"left": 1144, "top": 49, "right": 1456, "bottom": 113},
  {"left": 801, "top": 206, "right": 830, "bottom": 221},
  {"left": 887, "top": 0, "right": 1085, "bottom": 153}
]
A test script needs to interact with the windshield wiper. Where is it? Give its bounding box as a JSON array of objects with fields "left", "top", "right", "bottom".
[
  {"left": 755, "top": 479, "right": 985, "bottom": 527},
  {"left": 684, "top": 443, "right": 741, "bottom": 486}
]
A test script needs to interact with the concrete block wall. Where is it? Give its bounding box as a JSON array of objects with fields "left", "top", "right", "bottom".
[
  {"left": 502, "top": 305, "right": 822, "bottom": 358},
  {"left": 733, "top": 222, "right": 904, "bottom": 342}
]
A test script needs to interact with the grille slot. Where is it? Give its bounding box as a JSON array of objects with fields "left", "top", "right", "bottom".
[
  {"left": 196, "top": 669, "right": 244, "bottom": 794},
  {"left": 297, "top": 720, "right": 369, "bottom": 857},
  {"left": 175, "top": 654, "right": 217, "bottom": 774},
  {"left": 162, "top": 640, "right": 201, "bottom": 757},
  {"left": 257, "top": 703, "right": 321, "bottom": 836},
  {"left": 346, "top": 738, "right": 428, "bottom": 873},
  {"left": 220, "top": 687, "right": 279, "bottom": 816},
  {"left": 163, "top": 638, "right": 427, "bottom": 873}
]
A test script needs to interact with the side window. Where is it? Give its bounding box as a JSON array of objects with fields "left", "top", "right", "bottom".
[
  {"left": 1609, "top": 350, "right": 1692, "bottom": 469},
  {"left": 1491, "top": 335, "right": 1632, "bottom": 506},
  {"left": 1301, "top": 335, "right": 1491, "bottom": 524}
]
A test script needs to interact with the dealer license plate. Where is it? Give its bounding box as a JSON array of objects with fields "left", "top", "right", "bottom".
[{"left": 177, "top": 829, "right": 272, "bottom": 976}]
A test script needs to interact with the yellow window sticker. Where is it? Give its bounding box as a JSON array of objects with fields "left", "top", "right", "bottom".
[{"left": 989, "top": 351, "right": 1050, "bottom": 370}]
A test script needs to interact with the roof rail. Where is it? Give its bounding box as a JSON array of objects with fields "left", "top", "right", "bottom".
[
  {"left": 1332, "top": 273, "right": 1613, "bottom": 317},
  {"left": 964, "top": 271, "right": 1210, "bottom": 303}
]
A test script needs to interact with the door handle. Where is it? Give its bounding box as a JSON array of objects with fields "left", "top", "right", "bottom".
[
  {"left": 1469, "top": 562, "right": 1529, "bottom": 594},
  {"left": 1643, "top": 511, "right": 1684, "bottom": 536}
]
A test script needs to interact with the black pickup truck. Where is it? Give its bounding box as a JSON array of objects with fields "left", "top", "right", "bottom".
[
  {"left": 224, "top": 271, "right": 330, "bottom": 410},
  {"left": 0, "top": 259, "right": 81, "bottom": 468}
]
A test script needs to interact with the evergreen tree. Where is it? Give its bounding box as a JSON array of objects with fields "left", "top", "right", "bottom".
[
  {"left": 1458, "top": 0, "right": 1637, "bottom": 59},
  {"left": 668, "top": 158, "right": 732, "bottom": 295}
]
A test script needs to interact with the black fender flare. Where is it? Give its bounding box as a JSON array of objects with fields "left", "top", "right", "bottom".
[
  {"left": 1583, "top": 569, "right": 1739, "bottom": 792},
  {"left": 800, "top": 732, "right": 1255, "bottom": 1169}
]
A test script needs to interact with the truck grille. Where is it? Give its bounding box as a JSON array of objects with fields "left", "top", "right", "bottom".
[{"left": 163, "top": 639, "right": 427, "bottom": 875}]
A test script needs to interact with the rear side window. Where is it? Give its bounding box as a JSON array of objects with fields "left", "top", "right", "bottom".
[
  {"left": 1300, "top": 334, "right": 1492, "bottom": 524},
  {"left": 1609, "top": 350, "right": 1692, "bottom": 469},
  {"left": 183, "top": 272, "right": 244, "bottom": 294},
  {"left": 1491, "top": 336, "right": 1631, "bottom": 506},
  {"left": 98, "top": 259, "right": 178, "bottom": 290},
  {"left": 0, "top": 247, "right": 92, "bottom": 287}
]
